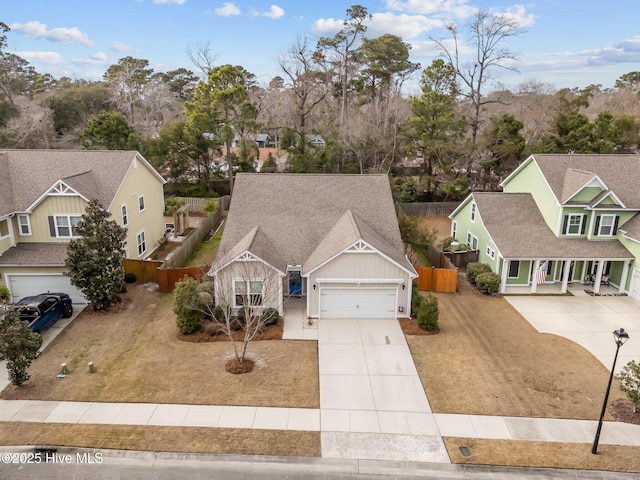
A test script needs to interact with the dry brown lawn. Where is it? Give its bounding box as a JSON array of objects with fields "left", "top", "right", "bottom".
[
  {"left": 420, "top": 216, "right": 452, "bottom": 244},
  {"left": 408, "top": 277, "right": 626, "bottom": 420},
  {"left": 0, "top": 422, "right": 320, "bottom": 457},
  {"left": 1, "top": 285, "right": 319, "bottom": 408},
  {"left": 444, "top": 437, "right": 640, "bottom": 474}
]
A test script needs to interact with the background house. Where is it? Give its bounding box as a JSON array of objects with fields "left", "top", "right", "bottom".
[
  {"left": 0, "top": 150, "right": 166, "bottom": 303},
  {"left": 208, "top": 173, "right": 417, "bottom": 319},
  {"left": 450, "top": 154, "right": 640, "bottom": 296}
]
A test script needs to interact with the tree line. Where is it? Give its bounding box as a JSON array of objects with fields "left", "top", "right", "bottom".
[{"left": 1, "top": 7, "right": 640, "bottom": 201}]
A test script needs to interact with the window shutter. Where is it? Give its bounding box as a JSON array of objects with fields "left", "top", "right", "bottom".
[
  {"left": 581, "top": 216, "right": 587, "bottom": 234},
  {"left": 562, "top": 215, "right": 568, "bottom": 234},
  {"left": 613, "top": 216, "right": 619, "bottom": 235},
  {"left": 48, "top": 216, "right": 57, "bottom": 237},
  {"left": 593, "top": 216, "right": 601, "bottom": 236}
]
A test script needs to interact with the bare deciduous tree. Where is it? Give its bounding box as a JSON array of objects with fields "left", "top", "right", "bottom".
[
  {"left": 203, "top": 258, "right": 282, "bottom": 373},
  {"left": 432, "top": 10, "right": 525, "bottom": 143},
  {"left": 186, "top": 41, "right": 220, "bottom": 78}
]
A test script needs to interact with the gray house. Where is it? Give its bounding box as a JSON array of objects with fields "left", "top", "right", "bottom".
[{"left": 208, "top": 174, "right": 417, "bottom": 319}]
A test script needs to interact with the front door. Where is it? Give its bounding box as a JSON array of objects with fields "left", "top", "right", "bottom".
[{"left": 288, "top": 271, "right": 302, "bottom": 296}]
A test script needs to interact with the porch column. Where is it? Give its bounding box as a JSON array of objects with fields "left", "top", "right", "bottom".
[
  {"left": 531, "top": 259, "right": 540, "bottom": 293},
  {"left": 593, "top": 259, "right": 605, "bottom": 294},
  {"left": 500, "top": 258, "right": 509, "bottom": 294},
  {"left": 560, "top": 259, "right": 572, "bottom": 293},
  {"left": 620, "top": 260, "right": 631, "bottom": 294}
]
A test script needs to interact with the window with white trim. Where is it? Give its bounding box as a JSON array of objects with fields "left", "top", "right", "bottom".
[
  {"left": 136, "top": 231, "right": 146, "bottom": 256},
  {"left": 121, "top": 204, "right": 128, "bottom": 227},
  {"left": 55, "top": 215, "right": 82, "bottom": 238},
  {"left": 466, "top": 232, "right": 478, "bottom": 250},
  {"left": 138, "top": 195, "right": 145, "bottom": 212},
  {"left": 598, "top": 214, "right": 615, "bottom": 236},
  {"left": 567, "top": 214, "right": 583, "bottom": 235},
  {"left": 486, "top": 246, "right": 495, "bottom": 259},
  {"left": 234, "top": 280, "right": 263, "bottom": 307},
  {"left": 452, "top": 220, "right": 457, "bottom": 239},
  {"left": 508, "top": 261, "right": 520, "bottom": 278},
  {"left": 470, "top": 202, "right": 477, "bottom": 222},
  {"left": 17, "top": 214, "right": 31, "bottom": 235}
]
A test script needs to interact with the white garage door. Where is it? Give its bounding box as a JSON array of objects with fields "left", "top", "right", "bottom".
[
  {"left": 8, "top": 274, "right": 87, "bottom": 304},
  {"left": 320, "top": 288, "right": 396, "bottom": 319}
]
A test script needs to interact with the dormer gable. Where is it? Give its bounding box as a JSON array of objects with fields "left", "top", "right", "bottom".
[
  {"left": 562, "top": 170, "right": 608, "bottom": 204},
  {"left": 26, "top": 179, "right": 89, "bottom": 212}
]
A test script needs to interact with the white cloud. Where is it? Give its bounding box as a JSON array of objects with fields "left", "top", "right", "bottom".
[
  {"left": 385, "top": 0, "right": 475, "bottom": 18},
  {"left": 73, "top": 51, "right": 110, "bottom": 66},
  {"left": 496, "top": 5, "right": 536, "bottom": 28},
  {"left": 10, "top": 21, "right": 94, "bottom": 46},
  {"left": 16, "top": 51, "right": 65, "bottom": 65},
  {"left": 313, "top": 12, "right": 441, "bottom": 39},
  {"left": 368, "top": 12, "right": 443, "bottom": 38},
  {"left": 214, "top": 2, "right": 240, "bottom": 16},
  {"left": 262, "top": 5, "right": 285, "bottom": 19},
  {"left": 153, "top": 0, "right": 187, "bottom": 4},
  {"left": 110, "top": 41, "right": 132, "bottom": 52}
]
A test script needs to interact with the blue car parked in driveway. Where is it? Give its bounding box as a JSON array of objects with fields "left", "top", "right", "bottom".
[{"left": 15, "top": 293, "right": 73, "bottom": 333}]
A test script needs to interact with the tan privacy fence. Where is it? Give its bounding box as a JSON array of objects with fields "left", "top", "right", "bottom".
[{"left": 414, "top": 266, "right": 457, "bottom": 293}]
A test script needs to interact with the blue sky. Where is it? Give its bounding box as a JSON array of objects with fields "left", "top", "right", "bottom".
[{"left": 3, "top": 0, "right": 640, "bottom": 92}]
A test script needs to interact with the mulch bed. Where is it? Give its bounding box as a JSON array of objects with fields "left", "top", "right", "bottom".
[
  {"left": 398, "top": 317, "right": 440, "bottom": 336},
  {"left": 178, "top": 319, "right": 283, "bottom": 343},
  {"left": 611, "top": 398, "right": 640, "bottom": 425}
]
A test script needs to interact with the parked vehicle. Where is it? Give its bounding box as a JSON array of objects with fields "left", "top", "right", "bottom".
[{"left": 15, "top": 293, "right": 73, "bottom": 333}]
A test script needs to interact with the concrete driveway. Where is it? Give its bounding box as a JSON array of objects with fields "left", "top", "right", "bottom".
[
  {"left": 317, "top": 317, "right": 449, "bottom": 463},
  {"left": 505, "top": 292, "right": 640, "bottom": 373}
]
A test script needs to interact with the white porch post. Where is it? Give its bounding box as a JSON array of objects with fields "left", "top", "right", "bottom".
[
  {"left": 500, "top": 258, "right": 509, "bottom": 294},
  {"left": 593, "top": 259, "right": 605, "bottom": 294},
  {"left": 620, "top": 260, "right": 631, "bottom": 294},
  {"left": 531, "top": 259, "right": 540, "bottom": 293},
  {"left": 561, "top": 259, "right": 572, "bottom": 293}
]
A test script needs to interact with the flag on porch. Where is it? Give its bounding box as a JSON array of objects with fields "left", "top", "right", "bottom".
[{"left": 536, "top": 261, "right": 548, "bottom": 284}]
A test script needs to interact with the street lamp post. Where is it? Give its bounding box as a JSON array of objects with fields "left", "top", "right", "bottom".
[{"left": 591, "top": 327, "right": 630, "bottom": 455}]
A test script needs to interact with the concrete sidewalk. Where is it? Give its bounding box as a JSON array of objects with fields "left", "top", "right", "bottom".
[{"left": 2, "top": 399, "right": 639, "bottom": 450}]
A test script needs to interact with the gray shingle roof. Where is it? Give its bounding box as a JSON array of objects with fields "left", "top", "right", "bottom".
[
  {"left": 216, "top": 226, "right": 287, "bottom": 274},
  {"left": 0, "top": 243, "right": 69, "bottom": 266},
  {"left": 531, "top": 154, "right": 640, "bottom": 208},
  {"left": 474, "top": 192, "right": 633, "bottom": 259},
  {"left": 0, "top": 150, "right": 157, "bottom": 216},
  {"left": 214, "top": 173, "right": 411, "bottom": 273}
]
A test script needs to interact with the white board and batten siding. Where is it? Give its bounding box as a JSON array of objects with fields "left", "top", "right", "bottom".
[{"left": 308, "top": 252, "right": 411, "bottom": 319}]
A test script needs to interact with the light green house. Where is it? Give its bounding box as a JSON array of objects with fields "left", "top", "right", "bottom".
[
  {"left": 0, "top": 150, "right": 166, "bottom": 303},
  {"left": 450, "top": 154, "right": 640, "bottom": 297}
]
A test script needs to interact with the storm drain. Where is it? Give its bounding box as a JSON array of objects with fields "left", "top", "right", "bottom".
[{"left": 459, "top": 446, "right": 471, "bottom": 457}]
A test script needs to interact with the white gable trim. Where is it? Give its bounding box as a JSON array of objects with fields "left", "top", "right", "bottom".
[
  {"left": 589, "top": 190, "right": 626, "bottom": 209},
  {"left": 563, "top": 175, "right": 609, "bottom": 204},
  {"left": 209, "top": 249, "right": 286, "bottom": 277},
  {"left": 499, "top": 154, "right": 535, "bottom": 187},
  {"left": 25, "top": 179, "right": 89, "bottom": 212},
  {"left": 303, "top": 238, "right": 417, "bottom": 278}
]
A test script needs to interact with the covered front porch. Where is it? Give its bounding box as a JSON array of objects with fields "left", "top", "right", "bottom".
[
  {"left": 504, "top": 282, "right": 624, "bottom": 296},
  {"left": 499, "top": 257, "right": 633, "bottom": 295}
]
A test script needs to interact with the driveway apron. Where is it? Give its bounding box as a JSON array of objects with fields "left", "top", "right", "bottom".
[{"left": 317, "top": 318, "right": 450, "bottom": 463}]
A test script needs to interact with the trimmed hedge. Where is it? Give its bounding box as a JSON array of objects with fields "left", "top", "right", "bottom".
[
  {"left": 466, "top": 262, "right": 491, "bottom": 285},
  {"left": 476, "top": 272, "right": 501, "bottom": 294},
  {"left": 411, "top": 282, "right": 422, "bottom": 318},
  {"left": 417, "top": 294, "right": 439, "bottom": 331},
  {"left": 262, "top": 308, "right": 279, "bottom": 326}
]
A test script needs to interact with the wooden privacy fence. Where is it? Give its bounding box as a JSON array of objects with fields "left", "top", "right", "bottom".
[
  {"left": 163, "top": 212, "right": 220, "bottom": 269},
  {"left": 174, "top": 195, "right": 231, "bottom": 213},
  {"left": 124, "top": 259, "right": 162, "bottom": 283},
  {"left": 414, "top": 266, "right": 457, "bottom": 293},
  {"left": 157, "top": 265, "right": 211, "bottom": 293}
]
